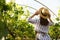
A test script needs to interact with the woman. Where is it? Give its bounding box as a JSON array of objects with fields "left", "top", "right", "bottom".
[{"left": 28, "top": 7, "right": 54, "bottom": 40}]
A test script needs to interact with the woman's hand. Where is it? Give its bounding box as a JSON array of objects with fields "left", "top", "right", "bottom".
[
  {"left": 34, "top": 7, "right": 44, "bottom": 15},
  {"left": 29, "top": 11, "right": 39, "bottom": 18},
  {"left": 34, "top": 11, "right": 39, "bottom": 15}
]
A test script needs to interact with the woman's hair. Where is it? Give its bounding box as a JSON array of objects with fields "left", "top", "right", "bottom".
[
  {"left": 40, "top": 9, "right": 49, "bottom": 26},
  {"left": 40, "top": 17, "right": 49, "bottom": 26}
]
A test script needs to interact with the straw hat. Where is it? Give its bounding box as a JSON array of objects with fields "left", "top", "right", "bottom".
[{"left": 39, "top": 7, "right": 50, "bottom": 19}]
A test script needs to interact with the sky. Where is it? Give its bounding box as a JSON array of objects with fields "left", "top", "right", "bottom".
[
  {"left": 6, "top": 0, "right": 60, "bottom": 22},
  {"left": 15, "top": 0, "right": 60, "bottom": 22},
  {"left": 6, "top": 0, "right": 60, "bottom": 15},
  {"left": 15, "top": 0, "right": 60, "bottom": 15}
]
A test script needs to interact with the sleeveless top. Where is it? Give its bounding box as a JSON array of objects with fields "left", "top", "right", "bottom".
[{"left": 28, "top": 17, "right": 53, "bottom": 33}]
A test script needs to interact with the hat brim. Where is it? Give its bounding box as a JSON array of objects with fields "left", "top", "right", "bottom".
[{"left": 40, "top": 13, "right": 49, "bottom": 19}]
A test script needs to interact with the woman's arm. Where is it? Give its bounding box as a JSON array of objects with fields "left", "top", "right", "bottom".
[
  {"left": 49, "top": 17, "right": 53, "bottom": 23},
  {"left": 48, "top": 17, "right": 54, "bottom": 26},
  {"left": 28, "top": 11, "right": 39, "bottom": 24},
  {"left": 30, "top": 10, "right": 39, "bottom": 18},
  {"left": 29, "top": 13, "right": 36, "bottom": 18}
]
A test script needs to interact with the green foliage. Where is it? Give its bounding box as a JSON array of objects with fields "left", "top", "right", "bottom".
[
  {"left": 0, "top": 0, "right": 35, "bottom": 40},
  {"left": 56, "top": 18, "right": 60, "bottom": 21},
  {"left": 49, "top": 23, "right": 60, "bottom": 39},
  {"left": 0, "top": 0, "right": 10, "bottom": 11},
  {"left": 49, "top": 10, "right": 60, "bottom": 40},
  {"left": 0, "top": 0, "right": 9, "bottom": 39}
]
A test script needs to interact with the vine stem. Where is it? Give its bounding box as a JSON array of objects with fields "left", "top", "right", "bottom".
[
  {"left": 34, "top": 0, "right": 57, "bottom": 17},
  {"left": 18, "top": 4, "right": 37, "bottom": 10}
]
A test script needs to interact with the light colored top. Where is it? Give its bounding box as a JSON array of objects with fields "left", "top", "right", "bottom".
[{"left": 28, "top": 17, "right": 53, "bottom": 33}]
